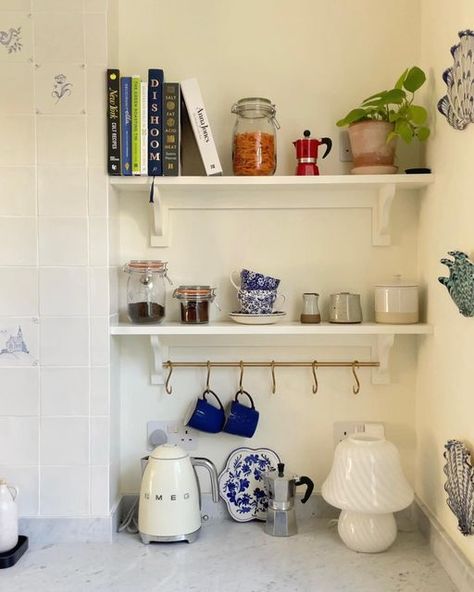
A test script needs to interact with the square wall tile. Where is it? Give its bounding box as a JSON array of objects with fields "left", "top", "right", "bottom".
[
  {"left": 86, "top": 115, "right": 106, "bottom": 166},
  {"left": 90, "top": 366, "right": 108, "bottom": 415},
  {"left": 40, "top": 417, "right": 88, "bottom": 465},
  {"left": 89, "top": 217, "right": 107, "bottom": 266},
  {"left": 0, "top": 217, "right": 36, "bottom": 265},
  {"left": 0, "top": 62, "right": 34, "bottom": 113},
  {"left": 0, "top": 318, "right": 39, "bottom": 367},
  {"left": 0, "top": 167, "right": 35, "bottom": 216},
  {"left": 40, "top": 317, "right": 88, "bottom": 365},
  {"left": 35, "top": 63, "right": 85, "bottom": 115},
  {"left": 34, "top": 12, "right": 84, "bottom": 63},
  {"left": 90, "top": 417, "right": 108, "bottom": 465},
  {"left": 38, "top": 217, "right": 88, "bottom": 266},
  {"left": 32, "top": 0, "right": 82, "bottom": 10},
  {"left": 40, "top": 466, "right": 89, "bottom": 515},
  {"left": 37, "top": 116, "right": 86, "bottom": 166},
  {"left": 86, "top": 66, "right": 105, "bottom": 116},
  {"left": 89, "top": 267, "right": 108, "bottom": 315},
  {"left": 39, "top": 267, "right": 88, "bottom": 316},
  {"left": 84, "top": 13, "right": 106, "bottom": 65},
  {"left": 0, "top": 12, "right": 33, "bottom": 62},
  {"left": 38, "top": 166, "right": 87, "bottom": 217},
  {"left": 88, "top": 167, "right": 107, "bottom": 216},
  {"left": 0, "top": 267, "right": 38, "bottom": 316},
  {"left": 90, "top": 465, "right": 108, "bottom": 515},
  {"left": 0, "top": 367, "right": 39, "bottom": 415},
  {"left": 90, "top": 316, "right": 108, "bottom": 366},
  {"left": 0, "top": 417, "right": 38, "bottom": 465},
  {"left": 0, "top": 466, "right": 39, "bottom": 516},
  {"left": 40, "top": 367, "right": 89, "bottom": 416},
  {"left": 0, "top": 116, "right": 34, "bottom": 165}
]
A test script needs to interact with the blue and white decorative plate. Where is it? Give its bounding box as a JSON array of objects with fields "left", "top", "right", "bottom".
[{"left": 218, "top": 447, "right": 280, "bottom": 522}]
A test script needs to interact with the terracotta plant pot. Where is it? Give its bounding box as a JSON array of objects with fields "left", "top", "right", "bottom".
[{"left": 348, "top": 120, "right": 397, "bottom": 174}]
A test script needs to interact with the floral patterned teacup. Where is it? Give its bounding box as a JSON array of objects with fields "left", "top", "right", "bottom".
[
  {"left": 238, "top": 288, "right": 285, "bottom": 314},
  {"left": 231, "top": 269, "right": 280, "bottom": 292}
]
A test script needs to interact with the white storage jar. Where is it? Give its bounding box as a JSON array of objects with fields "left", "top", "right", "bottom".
[{"left": 375, "top": 276, "right": 419, "bottom": 324}]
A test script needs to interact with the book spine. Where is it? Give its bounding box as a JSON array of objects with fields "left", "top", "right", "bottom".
[
  {"left": 131, "top": 75, "right": 141, "bottom": 175},
  {"left": 120, "top": 77, "right": 132, "bottom": 175},
  {"left": 163, "top": 82, "right": 180, "bottom": 176},
  {"left": 180, "top": 78, "right": 222, "bottom": 176},
  {"left": 147, "top": 68, "right": 164, "bottom": 176},
  {"left": 107, "top": 69, "right": 121, "bottom": 175},
  {"left": 140, "top": 81, "right": 148, "bottom": 175}
]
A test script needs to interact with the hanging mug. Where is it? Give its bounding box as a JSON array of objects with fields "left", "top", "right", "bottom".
[
  {"left": 184, "top": 389, "right": 225, "bottom": 433},
  {"left": 223, "top": 391, "right": 260, "bottom": 438}
]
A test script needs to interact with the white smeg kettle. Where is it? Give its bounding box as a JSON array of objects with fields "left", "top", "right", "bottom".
[{"left": 138, "top": 444, "right": 219, "bottom": 544}]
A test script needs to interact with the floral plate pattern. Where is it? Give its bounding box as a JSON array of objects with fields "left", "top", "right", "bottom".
[{"left": 218, "top": 447, "right": 280, "bottom": 522}]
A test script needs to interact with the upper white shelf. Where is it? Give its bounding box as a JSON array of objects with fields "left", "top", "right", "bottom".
[
  {"left": 110, "top": 174, "right": 433, "bottom": 247},
  {"left": 110, "top": 321, "right": 433, "bottom": 336}
]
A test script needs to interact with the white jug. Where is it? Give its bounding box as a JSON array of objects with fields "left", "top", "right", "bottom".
[{"left": 0, "top": 479, "right": 19, "bottom": 553}]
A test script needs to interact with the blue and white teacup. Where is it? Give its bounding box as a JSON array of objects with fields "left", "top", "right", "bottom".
[
  {"left": 238, "top": 288, "right": 285, "bottom": 314},
  {"left": 230, "top": 269, "right": 280, "bottom": 291}
]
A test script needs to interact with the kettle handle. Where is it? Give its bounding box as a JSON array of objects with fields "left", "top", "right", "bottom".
[
  {"left": 191, "top": 457, "right": 220, "bottom": 503},
  {"left": 295, "top": 475, "right": 314, "bottom": 504},
  {"left": 320, "top": 137, "right": 332, "bottom": 159}
]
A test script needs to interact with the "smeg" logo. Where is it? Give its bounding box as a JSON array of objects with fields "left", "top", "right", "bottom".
[{"left": 144, "top": 492, "right": 191, "bottom": 501}]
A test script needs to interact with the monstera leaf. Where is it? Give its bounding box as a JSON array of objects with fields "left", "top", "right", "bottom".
[
  {"left": 443, "top": 440, "right": 474, "bottom": 536},
  {"left": 439, "top": 251, "right": 474, "bottom": 316}
]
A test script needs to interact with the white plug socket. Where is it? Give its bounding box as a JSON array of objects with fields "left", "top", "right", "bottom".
[
  {"left": 333, "top": 421, "right": 385, "bottom": 448},
  {"left": 147, "top": 420, "right": 198, "bottom": 451}
]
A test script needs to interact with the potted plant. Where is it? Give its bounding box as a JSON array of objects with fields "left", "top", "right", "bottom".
[{"left": 336, "top": 66, "right": 430, "bottom": 174}]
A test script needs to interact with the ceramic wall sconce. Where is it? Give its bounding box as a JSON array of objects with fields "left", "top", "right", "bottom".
[
  {"left": 438, "top": 251, "right": 474, "bottom": 316},
  {"left": 443, "top": 440, "right": 474, "bottom": 536},
  {"left": 438, "top": 30, "right": 474, "bottom": 130}
]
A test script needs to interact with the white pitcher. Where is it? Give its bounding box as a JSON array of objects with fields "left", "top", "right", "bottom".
[{"left": 0, "top": 479, "right": 19, "bottom": 553}]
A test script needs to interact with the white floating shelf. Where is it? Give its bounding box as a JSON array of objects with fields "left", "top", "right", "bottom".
[
  {"left": 110, "top": 322, "right": 433, "bottom": 386},
  {"left": 110, "top": 174, "right": 433, "bottom": 247}
]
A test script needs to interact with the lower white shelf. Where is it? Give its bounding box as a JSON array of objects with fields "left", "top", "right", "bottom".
[{"left": 110, "top": 322, "right": 433, "bottom": 387}]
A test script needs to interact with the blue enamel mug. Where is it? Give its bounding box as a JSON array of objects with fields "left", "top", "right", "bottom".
[
  {"left": 184, "top": 389, "right": 225, "bottom": 433},
  {"left": 223, "top": 391, "right": 259, "bottom": 438}
]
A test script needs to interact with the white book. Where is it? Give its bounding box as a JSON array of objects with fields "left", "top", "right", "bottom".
[
  {"left": 140, "top": 81, "right": 148, "bottom": 176},
  {"left": 180, "top": 78, "right": 222, "bottom": 176}
]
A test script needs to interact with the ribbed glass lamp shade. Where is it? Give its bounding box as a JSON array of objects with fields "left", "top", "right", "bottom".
[{"left": 321, "top": 434, "right": 413, "bottom": 513}]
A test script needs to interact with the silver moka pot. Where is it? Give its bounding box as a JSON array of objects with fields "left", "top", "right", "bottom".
[{"left": 263, "top": 463, "right": 314, "bottom": 537}]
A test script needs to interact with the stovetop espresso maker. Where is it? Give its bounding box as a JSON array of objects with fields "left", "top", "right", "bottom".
[
  {"left": 263, "top": 462, "right": 314, "bottom": 537},
  {"left": 293, "top": 129, "right": 332, "bottom": 175}
]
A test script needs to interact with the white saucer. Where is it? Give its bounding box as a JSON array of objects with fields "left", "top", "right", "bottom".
[{"left": 228, "top": 311, "right": 286, "bottom": 325}]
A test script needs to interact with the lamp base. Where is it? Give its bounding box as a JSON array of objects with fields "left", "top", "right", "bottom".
[{"left": 337, "top": 510, "right": 397, "bottom": 553}]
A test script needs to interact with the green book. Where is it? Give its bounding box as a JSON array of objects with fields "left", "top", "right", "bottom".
[{"left": 131, "top": 75, "right": 141, "bottom": 175}]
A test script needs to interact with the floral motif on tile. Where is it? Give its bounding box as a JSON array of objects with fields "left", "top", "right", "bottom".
[
  {"left": 51, "top": 73, "right": 73, "bottom": 104},
  {"left": 0, "top": 26, "right": 22, "bottom": 54}
]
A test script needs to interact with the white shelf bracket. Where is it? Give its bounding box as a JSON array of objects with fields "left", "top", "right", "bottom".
[
  {"left": 372, "top": 183, "right": 396, "bottom": 246},
  {"left": 150, "top": 335, "right": 169, "bottom": 385},
  {"left": 371, "top": 334, "right": 395, "bottom": 384},
  {"left": 150, "top": 187, "right": 170, "bottom": 247}
]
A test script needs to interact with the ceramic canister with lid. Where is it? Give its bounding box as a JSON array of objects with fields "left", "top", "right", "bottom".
[{"left": 375, "top": 276, "right": 419, "bottom": 324}]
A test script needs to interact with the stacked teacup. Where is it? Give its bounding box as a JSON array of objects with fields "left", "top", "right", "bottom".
[{"left": 231, "top": 269, "right": 284, "bottom": 314}]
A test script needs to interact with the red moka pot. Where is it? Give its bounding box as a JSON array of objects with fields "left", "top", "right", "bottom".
[{"left": 293, "top": 130, "right": 332, "bottom": 175}]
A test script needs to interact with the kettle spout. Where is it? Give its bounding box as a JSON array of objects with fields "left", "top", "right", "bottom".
[{"left": 191, "top": 457, "right": 220, "bottom": 503}]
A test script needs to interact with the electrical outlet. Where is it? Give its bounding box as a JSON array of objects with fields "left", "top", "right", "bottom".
[
  {"left": 333, "top": 421, "right": 384, "bottom": 448},
  {"left": 339, "top": 130, "right": 353, "bottom": 162},
  {"left": 147, "top": 420, "right": 198, "bottom": 451}
]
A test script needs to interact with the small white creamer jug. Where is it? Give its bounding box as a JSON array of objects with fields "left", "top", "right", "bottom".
[{"left": 0, "top": 479, "right": 19, "bottom": 553}]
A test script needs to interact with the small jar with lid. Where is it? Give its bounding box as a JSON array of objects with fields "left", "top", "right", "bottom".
[
  {"left": 231, "top": 97, "right": 279, "bottom": 176},
  {"left": 375, "top": 276, "right": 419, "bottom": 324},
  {"left": 173, "top": 286, "right": 217, "bottom": 324},
  {"left": 123, "top": 260, "right": 172, "bottom": 324}
]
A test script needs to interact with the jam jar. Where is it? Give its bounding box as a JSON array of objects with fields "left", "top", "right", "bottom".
[
  {"left": 123, "top": 260, "right": 172, "bottom": 324},
  {"left": 173, "top": 286, "right": 217, "bottom": 324},
  {"left": 231, "top": 97, "right": 279, "bottom": 176}
]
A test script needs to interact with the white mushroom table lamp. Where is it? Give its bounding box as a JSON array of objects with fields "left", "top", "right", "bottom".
[{"left": 322, "top": 434, "right": 414, "bottom": 553}]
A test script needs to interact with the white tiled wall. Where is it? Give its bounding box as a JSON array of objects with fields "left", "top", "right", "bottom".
[{"left": 0, "top": 0, "right": 114, "bottom": 525}]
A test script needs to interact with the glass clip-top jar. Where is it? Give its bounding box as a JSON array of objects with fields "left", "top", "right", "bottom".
[
  {"left": 123, "top": 260, "right": 172, "bottom": 324},
  {"left": 231, "top": 97, "right": 279, "bottom": 176},
  {"left": 173, "top": 286, "right": 218, "bottom": 324}
]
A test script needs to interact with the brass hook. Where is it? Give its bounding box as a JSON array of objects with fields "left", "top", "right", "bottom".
[
  {"left": 312, "top": 361, "right": 319, "bottom": 394},
  {"left": 206, "top": 360, "right": 211, "bottom": 391},
  {"left": 165, "top": 361, "right": 173, "bottom": 395},
  {"left": 270, "top": 360, "right": 276, "bottom": 394},
  {"left": 352, "top": 360, "right": 360, "bottom": 395},
  {"left": 239, "top": 360, "right": 244, "bottom": 393}
]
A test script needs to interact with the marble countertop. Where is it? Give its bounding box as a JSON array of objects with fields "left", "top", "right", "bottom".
[{"left": 0, "top": 518, "right": 457, "bottom": 592}]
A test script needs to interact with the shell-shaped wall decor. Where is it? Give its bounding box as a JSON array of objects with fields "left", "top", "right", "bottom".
[
  {"left": 443, "top": 440, "right": 474, "bottom": 536},
  {"left": 438, "top": 250, "right": 474, "bottom": 316},
  {"left": 438, "top": 30, "right": 474, "bottom": 130}
]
